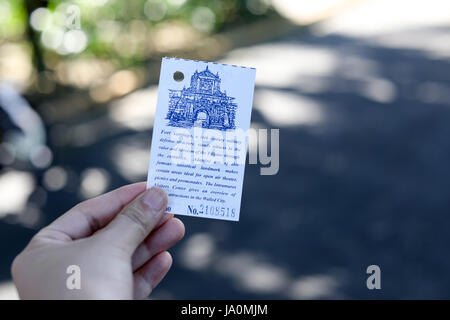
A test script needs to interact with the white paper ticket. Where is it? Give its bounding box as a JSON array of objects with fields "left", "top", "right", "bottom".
[{"left": 146, "top": 57, "right": 256, "bottom": 221}]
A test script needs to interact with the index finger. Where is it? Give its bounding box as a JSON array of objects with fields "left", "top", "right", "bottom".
[{"left": 40, "top": 182, "right": 147, "bottom": 241}]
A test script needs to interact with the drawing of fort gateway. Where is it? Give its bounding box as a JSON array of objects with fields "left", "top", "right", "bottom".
[{"left": 166, "top": 66, "right": 237, "bottom": 130}]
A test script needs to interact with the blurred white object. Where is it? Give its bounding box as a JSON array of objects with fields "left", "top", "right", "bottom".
[
  {"left": 0, "top": 170, "right": 35, "bottom": 217},
  {"left": 271, "top": 0, "right": 360, "bottom": 24},
  {"left": 272, "top": 0, "right": 450, "bottom": 31},
  {"left": 0, "top": 281, "right": 19, "bottom": 300},
  {"left": 0, "top": 82, "right": 50, "bottom": 167},
  {"left": 80, "top": 168, "right": 110, "bottom": 199},
  {"left": 315, "top": 0, "right": 450, "bottom": 35}
]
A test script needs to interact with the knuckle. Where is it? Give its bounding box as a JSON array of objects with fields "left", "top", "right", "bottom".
[
  {"left": 122, "top": 203, "right": 150, "bottom": 235},
  {"left": 74, "top": 203, "right": 102, "bottom": 232}
]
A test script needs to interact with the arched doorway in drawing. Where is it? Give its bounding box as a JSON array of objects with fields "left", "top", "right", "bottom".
[{"left": 194, "top": 109, "right": 210, "bottom": 128}]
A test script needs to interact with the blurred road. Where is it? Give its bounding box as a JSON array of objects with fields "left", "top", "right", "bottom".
[{"left": 1, "top": 0, "right": 450, "bottom": 299}]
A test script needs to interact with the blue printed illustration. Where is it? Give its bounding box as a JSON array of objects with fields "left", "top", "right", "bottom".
[{"left": 166, "top": 66, "right": 237, "bottom": 130}]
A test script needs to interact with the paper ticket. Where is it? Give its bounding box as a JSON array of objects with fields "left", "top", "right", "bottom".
[{"left": 146, "top": 57, "right": 256, "bottom": 221}]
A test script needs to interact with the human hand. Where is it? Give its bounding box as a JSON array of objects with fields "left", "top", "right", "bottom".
[{"left": 11, "top": 183, "right": 185, "bottom": 299}]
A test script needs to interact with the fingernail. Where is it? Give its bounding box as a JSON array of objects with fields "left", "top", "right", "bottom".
[{"left": 141, "top": 187, "right": 166, "bottom": 211}]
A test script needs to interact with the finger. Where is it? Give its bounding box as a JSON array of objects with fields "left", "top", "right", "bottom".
[
  {"left": 133, "top": 251, "right": 172, "bottom": 299},
  {"left": 132, "top": 217, "right": 185, "bottom": 271},
  {"left": 155, "top": 213, "right": 173, "bottom": 230},
  {"left": 39, "top": 182, "right": 146, "bottom": 241},
  {"left": 97, "top": 187, "right": 168, "bottom": 255}
]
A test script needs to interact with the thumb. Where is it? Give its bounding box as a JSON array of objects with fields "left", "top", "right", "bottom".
[{"left": 98, "top": 186, "right": 168, "bottom": 255}]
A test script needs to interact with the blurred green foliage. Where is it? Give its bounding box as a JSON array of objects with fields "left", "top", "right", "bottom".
[
  {"left": 1, "top": 0, "right": 273, "bottom": 67},
  {"left": 0, "top": 0, "right": 27, "bottom": 39}
]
